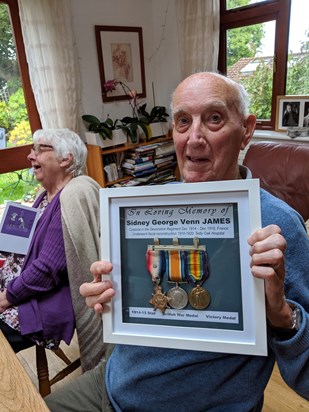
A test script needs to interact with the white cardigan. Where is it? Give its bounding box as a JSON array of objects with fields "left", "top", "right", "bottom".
[{"left": 60, "top": 175, "right": 108, "bottom": 371}]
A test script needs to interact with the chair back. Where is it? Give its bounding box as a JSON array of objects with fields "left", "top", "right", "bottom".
[{"left": 243, "top": 141, "right": 309, "bottom": 222}]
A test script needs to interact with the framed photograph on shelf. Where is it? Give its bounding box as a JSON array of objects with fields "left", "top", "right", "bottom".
[
  {"left": 100, "top": 180, "right": 267, "bottom": 356},
  {"left": 95, "top": 25, "right": 146, "bottom": 102},
  {"left": 276, "top": 95, "right": 309, "bottom": 132}
]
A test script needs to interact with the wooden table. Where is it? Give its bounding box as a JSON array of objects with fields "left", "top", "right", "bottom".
[{"left": 0, "top": 331, "right": 50, "bottom": 412}]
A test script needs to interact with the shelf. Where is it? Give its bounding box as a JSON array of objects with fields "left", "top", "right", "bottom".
[
  {"left": 100, "top": 135, "right": 173, "bottom": 155},
  {"left": 86, "top": 134, "right": 177, "bottom": 188}
]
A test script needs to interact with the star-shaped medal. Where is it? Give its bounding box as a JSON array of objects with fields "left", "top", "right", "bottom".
[{"left": 149, "top": 285, "right": 171, "bottom": 313}]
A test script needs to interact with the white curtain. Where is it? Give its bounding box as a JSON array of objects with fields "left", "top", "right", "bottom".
[
  {"left": 18, "top": 0, "right": 80, "bottom": 131},
  {"left": 176, "top": 0, "right": 220, "bottom": 79}
]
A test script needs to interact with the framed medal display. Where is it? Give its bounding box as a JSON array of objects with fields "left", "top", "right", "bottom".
[{"left": 100, "top": 180, "right": 267, "bottom": 356}]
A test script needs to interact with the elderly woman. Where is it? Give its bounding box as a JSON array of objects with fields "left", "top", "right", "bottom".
[{"left": 0, "top": 128, "right": 104, "bottom": 370}]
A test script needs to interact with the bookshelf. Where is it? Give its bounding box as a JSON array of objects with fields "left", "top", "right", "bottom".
[{"left": 86, "top": 135, "right": 179, "bottom": 188}]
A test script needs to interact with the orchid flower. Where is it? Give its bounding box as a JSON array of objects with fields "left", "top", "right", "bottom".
[{"left": 103, "top": 79, "right": 140, "bottom": 119}]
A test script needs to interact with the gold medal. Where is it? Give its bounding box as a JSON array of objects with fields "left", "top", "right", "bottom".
[
  {"left": 188, "top": 285, "right": 211, "bottom": 310},
  {"left": 149, "top": 285, "right": 171, "bottom": 313},
  {"left": 183, "top": 246, "right": 211, "bottom": 310}
]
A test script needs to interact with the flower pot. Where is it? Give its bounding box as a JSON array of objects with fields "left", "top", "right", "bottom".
[
  {"left": 125, "top": 126, "right": 147, "bottom": 145},
  {"left": 85, "top": 130, "right": 127, "bottom": 148},
  {"left": 148, "top": 122, "right": 169, "bottom": 139}
]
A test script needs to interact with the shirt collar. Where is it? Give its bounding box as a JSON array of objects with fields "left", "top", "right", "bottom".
[{"left": 239, "top": 164, "right": 252, "bottom": 179}]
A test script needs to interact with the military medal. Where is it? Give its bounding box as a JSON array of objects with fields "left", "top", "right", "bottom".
[
  {"left": 184, "top": 249, "right": 211, "bottom": 310},
  {"left": 188, "top": 285, "right": 211, "bottom": 310},
  {"left": 166, "top": 249, "right": 188, "bottom": 309},
  {"left": 149, "top": 284, "right": 171, "bottom": 313},
  {"left": 146, "top": 248, "right": 169, "bottom": 313},
  {"left": 167, "top": 284, "right": 188, "bottom": 309}
]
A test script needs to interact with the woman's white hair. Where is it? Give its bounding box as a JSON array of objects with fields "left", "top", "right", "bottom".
[{"left": 33, "top": 128, "right": 87, "bottom": 176}]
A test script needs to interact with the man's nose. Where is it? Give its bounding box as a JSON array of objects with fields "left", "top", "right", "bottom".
[{"left": 187, "top": 119, "right": 206, "bottom": 145}]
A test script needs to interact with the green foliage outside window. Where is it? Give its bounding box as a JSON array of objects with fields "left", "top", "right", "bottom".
[
  {"left": 286, "top": 33, "right": 309, "bottom": 95},
  {"left": 0, "top": 171, "right": 39, "bottom": 205},
  {"left": 243, "top": 63, "right": 273, "bottom": 119},
  {"left": 0, "top": 101, "right": 9, "bottom": 129},
  {"left": 0, "top": 3, "right": 20, "bottom": 93},
  {"left": 226, "top": 0, "right": 309, "bottom": 119},
  {"left": 0, "top": 3, "right": 32, "bottom": 148},
  {"left": 8, "top": 120, "right": 32, "bottom": 147},
  {"left": 227, "top": 25, "right": 264, "bottom": 68}
]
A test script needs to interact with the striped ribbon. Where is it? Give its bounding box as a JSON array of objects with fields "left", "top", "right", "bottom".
[
  {"left": 183, "top": 250, "right": 209, "bottom": 284},
  {"left": 166, "top": 250, "right": 186, "bottom": 282},
  {"left": 146, "top": 249, "right": 166, "bottom": 283}
]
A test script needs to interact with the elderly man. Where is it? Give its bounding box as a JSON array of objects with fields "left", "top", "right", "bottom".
[{"left": 45, "top": 72, "right": 309, "bottom": 412}]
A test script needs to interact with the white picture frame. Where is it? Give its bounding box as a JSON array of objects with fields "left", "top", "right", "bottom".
[
  {"left": 100, "top": 179, "right": 267, "bottom": 356},
  {"left": 276, "top": 95, "right": 309, "bottom": 132},
  {"left": 0, "top": 202, "right": 40, "bottom": 255}
]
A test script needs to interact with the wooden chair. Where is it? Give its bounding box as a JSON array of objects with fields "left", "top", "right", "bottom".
[{"left": 36, "top": 345, "right": 81, "bottom": 397}]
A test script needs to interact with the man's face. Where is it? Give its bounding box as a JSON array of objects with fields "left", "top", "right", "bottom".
[{"left": 172, "top": 74, "right": 255, "bottom": 183}]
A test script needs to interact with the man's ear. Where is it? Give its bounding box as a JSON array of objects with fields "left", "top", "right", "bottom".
[
  {"left": 241, "top": 114, "right": 256, "bottom": 150},
  {"left": 60, "top": 153, "right": 73, "bottom": 168}
]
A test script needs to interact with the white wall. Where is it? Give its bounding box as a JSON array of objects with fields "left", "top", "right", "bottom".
[{"left": 71, "top": 0, "right": 181, "bottom": 136}]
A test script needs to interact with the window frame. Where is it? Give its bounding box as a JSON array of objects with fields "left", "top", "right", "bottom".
[
  {"left": 0, "top": 0, "right": 41, "bottom": 172},
  {"left": 219, "top": 0, "right": 291, "bottom": 130}
]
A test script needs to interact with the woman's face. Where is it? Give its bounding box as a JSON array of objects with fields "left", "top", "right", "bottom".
[{"left": 27, "top": 142, "right": 65, "bottom": 187}]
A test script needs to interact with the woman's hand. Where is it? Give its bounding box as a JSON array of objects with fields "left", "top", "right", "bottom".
[
  {"left": 248, "top": 224, "right": 292, "bottom": 329},
  {"left": 0, "top": 289, "right": 11, "bottom": 313},
  {"left": 79, "top": 260, "right": 115, "bottom": 314}
]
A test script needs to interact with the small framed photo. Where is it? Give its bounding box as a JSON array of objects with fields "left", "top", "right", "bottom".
[
  {"left": 0, "top": 202, "right": 40, "bottom": 255},
  {"left": 95, "top": 25, "right": 146, "bottom": 102},
  {"left": 276, "top": 95, "right": 309, "bottom": 132},
  {"left": 100, "top": 180, "right": 267, "bottom": 356}
]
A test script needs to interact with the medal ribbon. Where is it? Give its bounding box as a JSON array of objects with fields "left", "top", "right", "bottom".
[
  {"left": 166, "top": 250, "right": 186, "bottom": 282},
  {"left": 183, "top": 250, "right": 209, "bottom": 285},
  {"left": 146, "top": 250, "right": 166, "bottom": 284}
]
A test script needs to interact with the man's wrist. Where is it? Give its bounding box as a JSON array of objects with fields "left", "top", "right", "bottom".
[
  {"left": 267, "top": 301, "right": 293, "bottom": 329},
  {"left": 268, "top": 304, "right": 301, "bottom": 339},
  {"left": 287, "top": 304, "right": 301, "bottom": 331}
]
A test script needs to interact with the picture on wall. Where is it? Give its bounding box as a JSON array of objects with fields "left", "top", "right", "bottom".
[
  {"left": 276, "top": 95, "right": 309, "bottom": 134},
  {"left": 95, "top": 25, "right": 146, "bottom": 102}
]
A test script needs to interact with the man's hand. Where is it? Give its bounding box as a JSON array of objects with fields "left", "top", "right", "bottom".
[
  {"left": 248, "top": 224, "right": 292, "bottom": 329},
  {"left": 79, "top": 261, "right": 115, "bottom": 314}
]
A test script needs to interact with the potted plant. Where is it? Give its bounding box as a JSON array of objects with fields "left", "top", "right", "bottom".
[
  {"left": 102, "top": 79, "right": 150, "bottom": 144},
  {"left": 119, "top": 115, "right": 149, "bottom": 144},
  {"left": 138, "top": 104, "right": 169, "bottom": 139},
  {"left": 82, "top": 114, "right": 127, "bottom": 148}
]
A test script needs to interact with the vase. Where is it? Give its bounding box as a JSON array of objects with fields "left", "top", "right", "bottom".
[
  {"left": 126, "top": 126, "right": 147, "bottom": 145},
  {"left": 85, "top": 130, "right": 127, "bottom": 148}
]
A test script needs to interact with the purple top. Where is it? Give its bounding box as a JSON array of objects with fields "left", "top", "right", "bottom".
[{"left": 6, "top": 190, "right": 75, "bottom": 344}]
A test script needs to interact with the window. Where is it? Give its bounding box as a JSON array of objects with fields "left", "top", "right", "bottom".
[
  {"left": 0, "top": 0, "right": 41, "bottom": 205},
  {"left": 219, "top": 0, "right": 309, "bottom": 130}
]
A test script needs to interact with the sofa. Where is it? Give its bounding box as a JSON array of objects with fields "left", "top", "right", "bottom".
[{"left": 243, "top": 141, "right": 309, "bottom": 226}]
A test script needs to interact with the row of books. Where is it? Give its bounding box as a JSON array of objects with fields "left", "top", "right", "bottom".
[
  {"left": 106, "top": 140, "right": 177, "bottom": 186},
  {"left": 113, "top": 168, "right": 177, "bottom": 188},
  {"left": 122, "top": 141, "right": 175, "bottom": 180}
]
